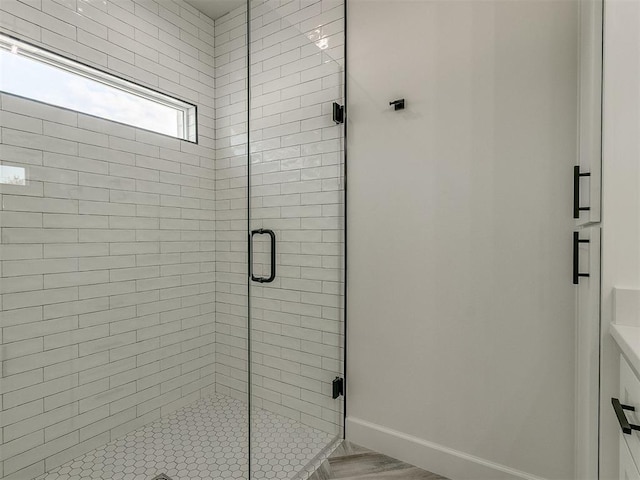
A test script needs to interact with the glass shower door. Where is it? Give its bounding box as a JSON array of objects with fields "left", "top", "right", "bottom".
[{"left": 247, "top": 0, "right": 346, "bottom": 477}]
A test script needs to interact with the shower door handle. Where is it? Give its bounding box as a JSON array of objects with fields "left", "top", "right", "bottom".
[{"left": 250, "top": 229, "right": 276, "bottom": 283}]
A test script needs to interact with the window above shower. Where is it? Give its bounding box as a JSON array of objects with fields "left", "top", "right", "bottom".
[{"left": 0, "top": 33, "right": 197, "bottom": 142}]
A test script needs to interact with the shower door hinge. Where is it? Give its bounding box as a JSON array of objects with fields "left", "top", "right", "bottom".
[
  {"left": 332, "top": 377, "right": 344, "bottom": 399},
  {"left": 332, "top": 102, "right": 344, "bottom": 124}
]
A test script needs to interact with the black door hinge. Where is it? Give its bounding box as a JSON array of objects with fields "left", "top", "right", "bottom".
[
  {"left": 332, "top": 377, "right": 344, "bottom": 399},
  {"left": 332, "top": 102, "right": 344, "bottom": 124}
]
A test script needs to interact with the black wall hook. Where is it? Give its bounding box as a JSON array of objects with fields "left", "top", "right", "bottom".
[{"left": 389, "top": 99, "right": 405, "bottom": 110}]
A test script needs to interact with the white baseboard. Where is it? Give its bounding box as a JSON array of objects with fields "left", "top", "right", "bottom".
[{"left": 346, "top": 417, "right": 549, "bottom": 480}]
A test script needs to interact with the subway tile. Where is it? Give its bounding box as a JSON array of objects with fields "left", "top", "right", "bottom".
[
  {"left": 3, "top": 345, "right": 78, "bottom": 377},
  {"left": 1, "top": 95, "right": 76, "bottom": 126},
  {"left": 0, "top": 306, "right": 43, "bottom": 329},
  {"left": 4, "top": 431, "right": 78, "bottom": 476},
  {"left": 108, "top": 136, "right": 160, "bottom": 159},
  {"left": 44, "top": 243, "right": 109, "bottom": 258},
  {"left": 79, "top": 144, "right": 135, "bottom": 165},
  {"left": 2, "top": 227, "right": 77, "bottom": 244},
  {"left": 0, "top": 143, "right": 44, "bottom": 166},
  {"left": 80, "top": 357, "right": 136, "bottom": 385},
  {"left": 78, "top": 113, "right": 136, "bottom": 140},
  {"left": 0, "top": 243, "right": 43, "bottom": 262},
  {"left": 0, "top": 10, "right": 42, "bottom": 43},
  {"left": 78, "top": 200, "right": 133, "bottom": 216},
  {"left": 79, "top": 228, "right": 135, "bottom": 243},
  {"left": 43, "top": 28, "right": 108, "bottom": 67},
  {"left": 0, "top": 337, "right": 43, "bottom": 362},
  {"left": 79, "top": 279, "right": 136, "bottom": 300},
  {"left": 77, "top": 28, "right": 134, "bottom": 64},
  {"left": 0, "top": 398, "right": 43, "bottom": 430},
  {"left": 3, "top": 258, "right": 78, "bottom": 278},
  {"left": 44, "top": 183, "right": 109, "bottom": 202},
  {"left": 43, "top": 297, "right": 110, "bottom": 320},
  {"left": 0, "top": 0, "right": 76, "bottom": 39},
  {"left": 79, "top": 380, "right": 136, "bottom": 413},
  {"left": 44, "top": 379, "right": 109, "bottom": 413},
  {"left": 44, "top": 405, "right": 109, "bottom": 443},
  {"left": 3, "top": 316, "right": 78, "bottom": 343},
  {"left": 0, "top": 274, "right": 44, "bottom": 294},
  {"left": 78, "top": 254, "right": 136, "bottom": 272},
  {"left": 79, "top": 172, "right": 135, "bottom": 190},
  {"left": 42, "top": 0, "right": 107, "bottom": 39},
  {"left": 89, "top": 2, "right": 136, "bottom": 39},
  {"left": 45, "top": 431, "right": 110, "bottom": 473},
  {"left": 3, "top": 403, "right": 78, "bottom": 443},
  {"left": 0, "top": 369, "right": 43, "bottom": 397},
  {"left": 80, "top": 406, "right": 136, "bottom": 442},
  {"left": 44, "top": 324, "right": 109, "bottom": 350},
  {"left": 2, "top": 462, "right": 45, "bottom": 480},
  {"left": 0, "top": 430, "right": 44, "bottom": 464},
  {"left": 78, "top": 305, "right": 135, "bottom": 328},
  {"left": 42, "top": 213, "right": 107, "bottom": 230},
  {"left": 0, "top": 109, "right": 44, "bottom": 134}
]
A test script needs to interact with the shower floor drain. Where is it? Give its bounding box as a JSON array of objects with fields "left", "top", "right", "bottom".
[{"left": 152, "top": 475, "right": 173, "bottom": 480}]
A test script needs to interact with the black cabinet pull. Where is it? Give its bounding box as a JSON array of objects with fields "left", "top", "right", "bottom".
[
  {"left": 612, "top": 398, "right": 640, "bottom": 435},
  {"left": 573, "top": 232, "right": 590, "bottom": 285},
  {"left": 250, "top": 228, "right": 276, "bottom": 283},
  {"left": 574, "top": 166, "right": 591, "bottom": 219}
]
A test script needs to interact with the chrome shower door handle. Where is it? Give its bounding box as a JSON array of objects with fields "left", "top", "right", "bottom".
[{"left": 250, "top": 228, "right": 276, "bottom": 283}]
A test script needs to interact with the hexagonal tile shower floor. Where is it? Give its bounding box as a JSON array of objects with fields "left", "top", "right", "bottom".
[{"left": 34, "top": 393, "right": 338, "bottom": 480}]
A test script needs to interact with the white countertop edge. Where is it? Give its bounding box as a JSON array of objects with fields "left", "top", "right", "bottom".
[{"left": 611, "top": 323, "right": 640, "bottom": 376}]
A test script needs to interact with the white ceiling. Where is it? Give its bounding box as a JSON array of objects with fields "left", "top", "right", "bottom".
[{"left": 184, "top": 0, "right": 245, "bottom": 20}]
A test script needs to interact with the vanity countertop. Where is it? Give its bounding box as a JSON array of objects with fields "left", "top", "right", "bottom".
[{"left": 611, "top": 323, "right": 640, "bottom": 375}]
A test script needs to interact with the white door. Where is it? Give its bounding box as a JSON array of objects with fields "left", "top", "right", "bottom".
[
  {"left": 575, "top": 225, "right": 601, "bottom": 479},
  {"left": 575, "top": 0, "right": 603, "bottom": 226}
]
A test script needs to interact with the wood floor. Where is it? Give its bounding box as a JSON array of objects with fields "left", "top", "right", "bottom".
[{"left": 308, "top": 442, "right": 449, "bottom": 480}]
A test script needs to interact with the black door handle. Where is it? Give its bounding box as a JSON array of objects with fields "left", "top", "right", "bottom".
[
  {"left": 250, "top": 229, "right": 276, "bottom": 283},
  {"left": 574, "top": 166, "right": 591, "bottom": 219},
  {"left": 573, "top": 232, "right": 590, "bottom": 285},
  {"left": 612, "top": 398, "right": 640, "bottom": 435}
]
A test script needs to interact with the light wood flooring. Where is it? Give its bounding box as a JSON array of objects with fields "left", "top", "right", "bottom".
[{"left": 309, "top": 442, "right": 449, "bottom": 480}]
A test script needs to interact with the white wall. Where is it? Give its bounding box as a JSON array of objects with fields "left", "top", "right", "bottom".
[
  {"left": 599, "top": 1, "right": 640, "bottom": 478},
  {"left": 346, "top": 1, "right": 578, "bottom": 479},
  {"left": 0, "top": 1, "right": 217, "bottom": 479}
]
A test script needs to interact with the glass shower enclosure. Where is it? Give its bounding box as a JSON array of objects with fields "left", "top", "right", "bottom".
[
  {"left": 248, "top": 0, "right": 346, "bottom": 473},
  {"left": 0, "top": 0, "right": 345, "bottom": 479}
]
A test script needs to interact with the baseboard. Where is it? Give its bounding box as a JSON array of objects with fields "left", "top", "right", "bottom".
[{"left": 346, "top": 417, "right": 548, "bottom": 480}]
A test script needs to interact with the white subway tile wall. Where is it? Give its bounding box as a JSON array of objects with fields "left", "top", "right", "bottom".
[
  {"left": 212, "top": 2, "right": 250, "bottom": 407},
  {"left": 0, "top": 1, "right": 218, "bottom": 479},
  {"left": 213, "top": 0, "right": 345, "bottom": 436}
]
